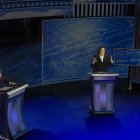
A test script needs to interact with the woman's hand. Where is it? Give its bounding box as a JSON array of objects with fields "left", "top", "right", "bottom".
[
  {"left": 110, "top": 56, "right": 114, "bottom": 63},
  {"left": 92, "top": 57, "right": 97, "bottom": 64}
]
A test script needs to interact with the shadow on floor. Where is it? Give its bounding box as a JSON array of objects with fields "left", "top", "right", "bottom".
[{"left": 17, "top": 129, "right": 57, "bottom": 140}]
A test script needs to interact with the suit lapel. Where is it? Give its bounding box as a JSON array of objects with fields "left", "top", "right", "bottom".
[{"left": 97, "top": 56, "right": 101, "bottom": 62}]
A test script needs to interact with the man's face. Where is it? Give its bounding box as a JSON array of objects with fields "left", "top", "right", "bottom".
[
  {"left": 100, "top": 48, "right": 105, "bottom": 56},
  {"left": 0, "top": 73, "right": 1, "bottom": 77}
]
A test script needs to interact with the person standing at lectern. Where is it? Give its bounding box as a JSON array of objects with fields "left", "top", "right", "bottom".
[
  {"left": 0, "top": 71, "right": 17, "bottom": 87},
  {"left": 89, "top": 46, "right": 114, "bottom": 113},
  {"left": 91, "top": 46, "right": 114, "bottom": 72}
]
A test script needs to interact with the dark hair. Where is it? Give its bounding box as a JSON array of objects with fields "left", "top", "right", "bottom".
[{"left": 97, "top": 46, "right": 107, "bottom": 55}]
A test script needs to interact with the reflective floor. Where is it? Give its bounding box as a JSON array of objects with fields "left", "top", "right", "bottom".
[{"left": 18, "top": 86, "right": 140, "bottom": 140}]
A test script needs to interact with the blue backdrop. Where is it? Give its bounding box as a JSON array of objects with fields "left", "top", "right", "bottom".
[
  {"left": 115, "top": 49, "right": 140, "bottom": 65},
  {"left": 42, "top": 17, "right": 134, "bottom": 84},
  {"left": 0, "top": 41, "right": 42, "bottom": 87}
]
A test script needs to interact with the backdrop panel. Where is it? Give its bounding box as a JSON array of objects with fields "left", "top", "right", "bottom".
[{"left": 43, "top": 17, "right": 134, "bottom": 84}]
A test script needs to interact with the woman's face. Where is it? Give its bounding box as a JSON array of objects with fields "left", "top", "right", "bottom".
[{"left": 100, "top": 48, "right": 105, "bottom": 56}]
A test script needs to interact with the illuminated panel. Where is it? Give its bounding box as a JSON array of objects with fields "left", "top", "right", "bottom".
[
  {"left": 94, "top": 82, "right": 113, "bottom": 112},
  {"left": 43, "top": 17, "right": 134, "bottom": 84},
  {"left": 7, "top": 96, "right": 26, "bottom": 138},
  {"left": 115, "top": 48, "right": 140, "bottom": 65}
]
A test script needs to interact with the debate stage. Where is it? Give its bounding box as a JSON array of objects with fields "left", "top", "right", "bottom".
[
  {"left": 17, "top": 77, "right": 140, "bottom": 140},
  {"left": 0, "top": 1, "right": 140, "bottom": 140}
]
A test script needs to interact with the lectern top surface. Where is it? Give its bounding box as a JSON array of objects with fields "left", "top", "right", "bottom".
[
  {"left": 91, "top": 73, "right": 119, "bottom": 77},
  {"left": 0, "top": 87, "right": 13, "bottom": 93},
  {"left": 7, "top": 84, "right": 28, "bottom": 98}
]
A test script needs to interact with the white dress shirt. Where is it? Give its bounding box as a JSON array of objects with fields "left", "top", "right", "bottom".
[{"left": 100, "top": 55, "right": 104, "bottom": 62}]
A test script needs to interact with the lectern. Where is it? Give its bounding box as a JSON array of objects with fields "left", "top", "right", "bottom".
[
  {"left": 0, "top": 84, "right": 28, "bottom": 140},
  {"left": 90, "top": 73, "right": 118, "bottom": 114}
]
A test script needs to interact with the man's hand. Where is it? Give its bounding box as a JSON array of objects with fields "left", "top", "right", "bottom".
[{"left": 9, "top": 82, "right": 17, "bottom": 87}]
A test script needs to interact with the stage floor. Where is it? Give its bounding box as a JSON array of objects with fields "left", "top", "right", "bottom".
[{"left": 17, "top": 84, "right": 140, "bottom": 140}]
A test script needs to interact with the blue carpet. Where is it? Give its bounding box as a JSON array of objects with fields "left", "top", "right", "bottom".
[{"left": 18, "top": 92, "right": 140, "bottom": 140}]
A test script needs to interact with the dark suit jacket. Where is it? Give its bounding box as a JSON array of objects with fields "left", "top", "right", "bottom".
[
  {"left": 0, "top": 74, "right": 9, "bottom": 88},
  {"left": 3, "top": 78, "right": 9, "bottom": 85},
  {"left": 0, "top": 67, "right": 10, "bottom": 87},
  {"left": 91, "top": 54, "right": 112, "bottom": 72}
]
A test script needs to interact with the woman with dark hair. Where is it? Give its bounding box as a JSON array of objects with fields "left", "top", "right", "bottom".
[{"left": 91, "top": 46, "right": 114, "bottom": 72}]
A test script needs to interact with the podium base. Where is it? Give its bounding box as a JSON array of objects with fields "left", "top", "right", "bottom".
[{"left": 88, "top": 106, "right": 114, "bottom": 115}]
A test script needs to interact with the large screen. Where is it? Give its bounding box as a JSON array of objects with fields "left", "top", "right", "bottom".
[
  {"left": 115, "top": 49, "right": 140, "bottom": 65},
  {"left": 42, "top": 17, "right": 134, "bottom": 84}
]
